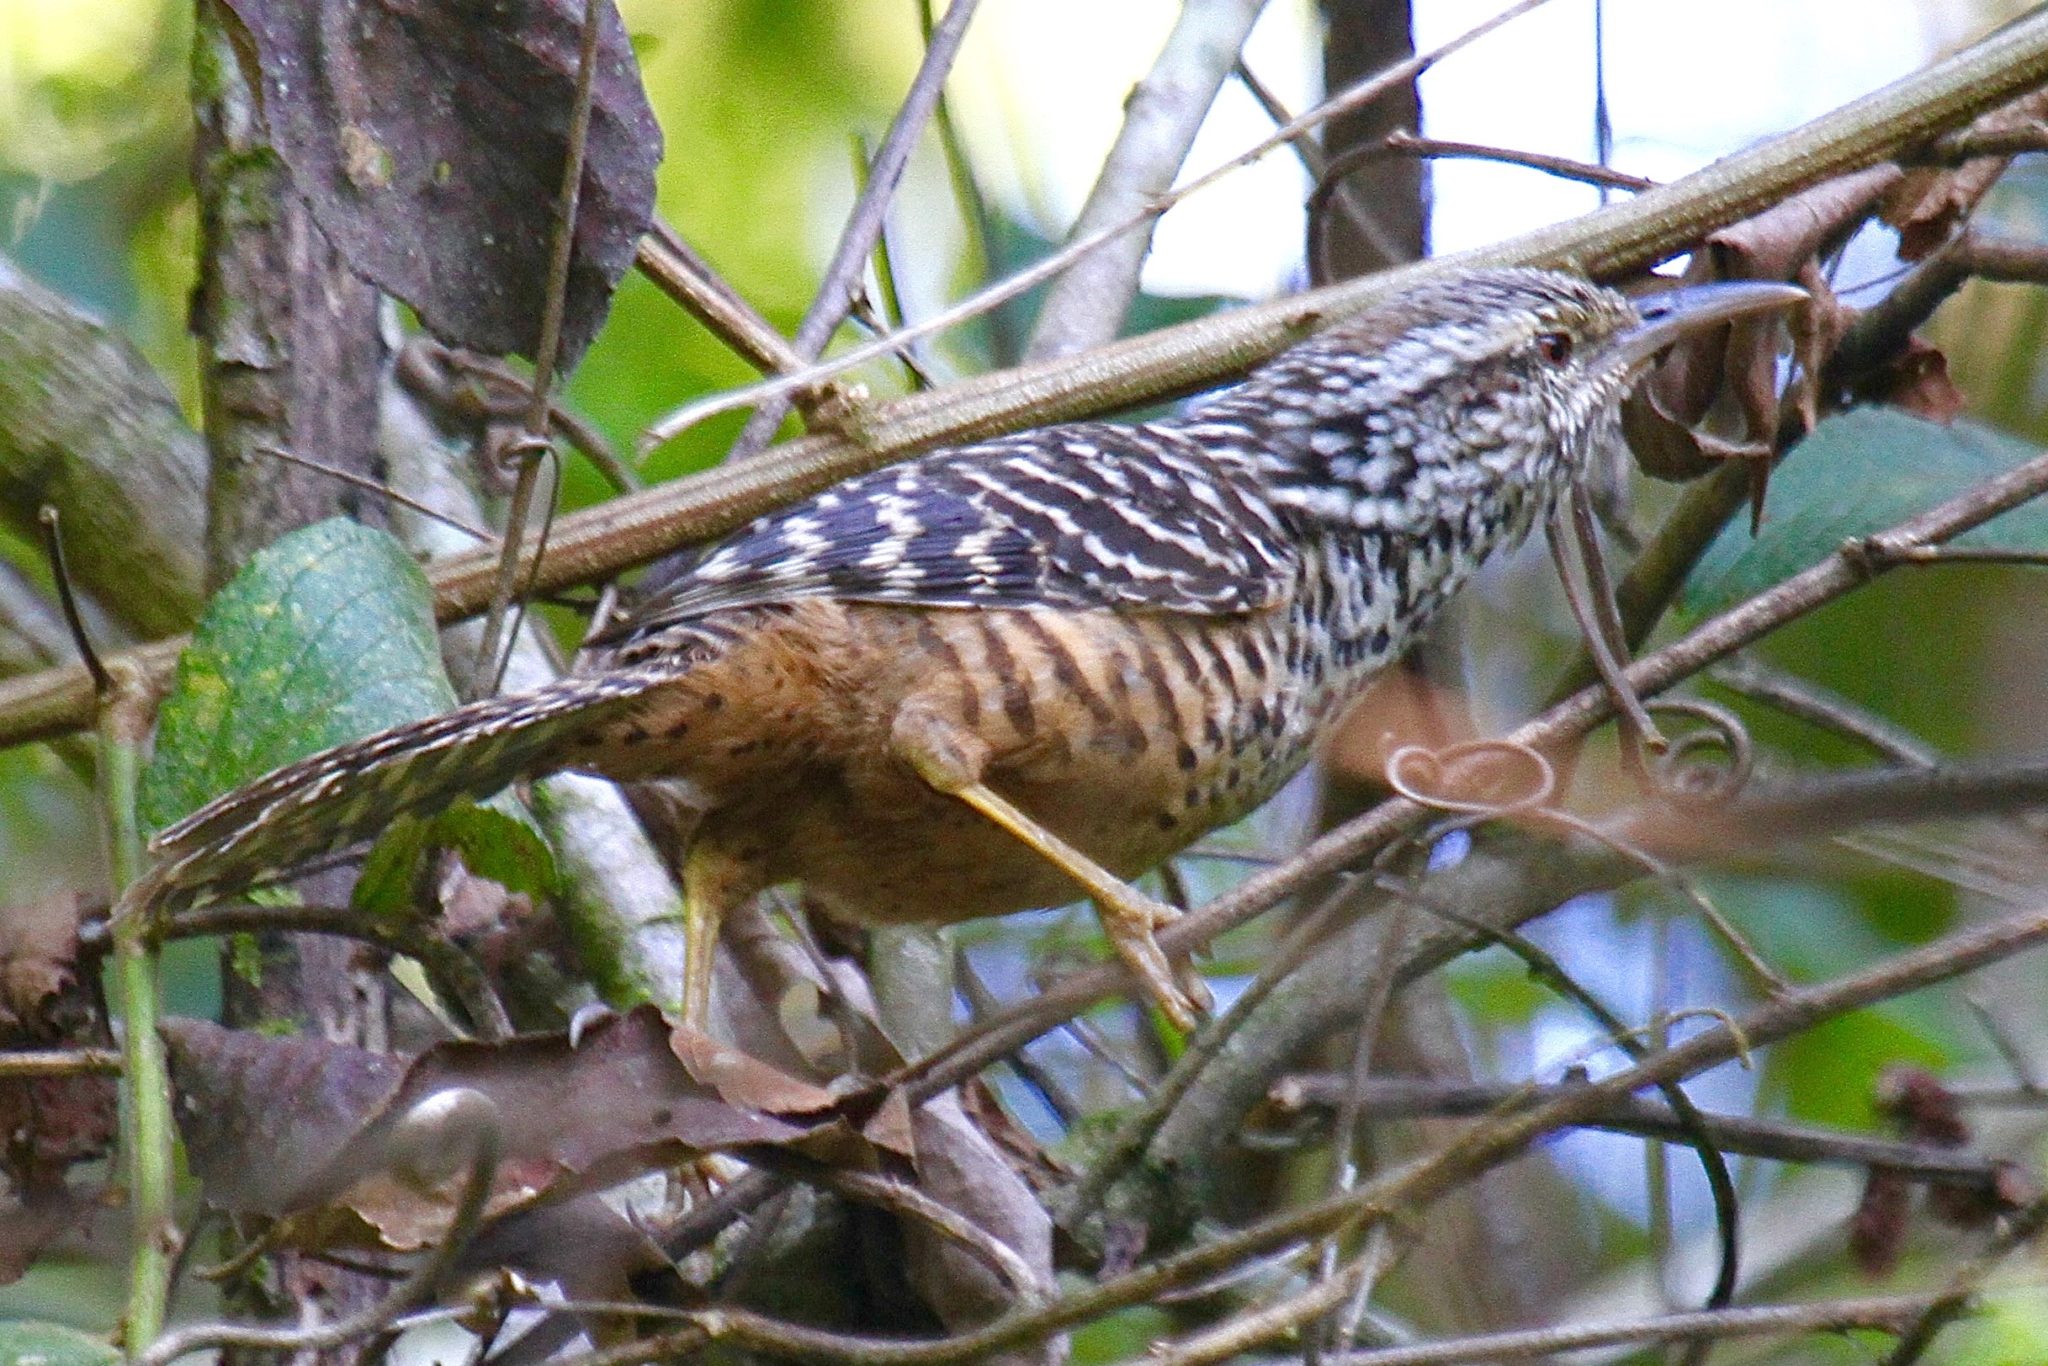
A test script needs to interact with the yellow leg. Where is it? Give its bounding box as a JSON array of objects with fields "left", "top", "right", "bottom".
[
  {"left": 894, "top": 708, "right": 1211, "bottom": 1030},
  {"left": 680, "top": 836, "right": 762, "bottom": 1030}
]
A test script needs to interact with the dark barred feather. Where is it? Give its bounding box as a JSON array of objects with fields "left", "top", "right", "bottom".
[{"left": 147, "top": 666, "right": 678, "bottom": 899}]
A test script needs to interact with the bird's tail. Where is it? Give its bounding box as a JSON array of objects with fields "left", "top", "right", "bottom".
[{"left": 147, "top": 666, "right": 679, "bottom": 901}]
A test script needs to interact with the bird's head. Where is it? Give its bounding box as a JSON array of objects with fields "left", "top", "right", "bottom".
[{"left": 1194, "top": 267, "right": 1805, "bottom": 533}]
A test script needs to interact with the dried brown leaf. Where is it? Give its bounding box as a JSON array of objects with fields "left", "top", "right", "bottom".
[
  {"left": 1929, "top": 1158, "right": 2040, "bottom": 1230},
  {"left": 164, "top": 1008, "right": 868, "bottom": 1252},
  {"left": 1624, "top": 169, "right": 1887, "bottom": 483},
  {"left": 1849, "top": 1166, "right": 1911, "bottom": 1279},
  {"left": 216, "top": 0, "right": 660, "bottom": 367},
  {"left": 0, "top": 1190, "right": 105, "bottom": 1285},
  {"left": 1855, "top": 338, "right": 1968, "bottom": 423},
  {"left": 162, "top": 1017, "right": 411, "bottom": 1217},
  {"left": 0, "top": 1073, "right": 117, "bottom": 1198},
  {"left": 668, "top": 1022, "right": 843, "bottom": 1115},
  {"left": 0, "top": 893, "right": 92, "bottom": 1034},
  {"left": 1884, "top": 90, "right": 2048, "bottom": 259},
  {"left": 1875, "top": 1065, "right": 1969, "bottom": 1148}
]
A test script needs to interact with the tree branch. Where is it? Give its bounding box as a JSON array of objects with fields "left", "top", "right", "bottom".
[
  {"left": 1268, "top": 1074, "right": 2029, "bottom": 1198},
  {"left": 5, "top": 11, "right": 2048, "bottom": 748}
]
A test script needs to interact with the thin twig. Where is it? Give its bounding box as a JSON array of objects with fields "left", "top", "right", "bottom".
[
  {"left": 469, "top": 0, "right": 603, "bottom": 689},
  {"left": 256, "top": 444, "right": 493, "bottom": 542},
  {"left": 848, "top": 131, "right": 942, "bottom": 389},
  {"left": 1269, "top": 1073, "right": 2032, "bottom": 1195},
  {"left": 1376, "top": 130, "right": 1655, "bottom": 192},
  {"left": 166, "top": 901, "right": 512, "bottom": 1041},
  {"left": 1879, "top": 543, "right": 2048, "bottom": 567},
  {"left": 1547, "top": 497, "right": 1665, "bottom": 756},
  {"left": 1711, "top": 654, "right": 1940, "bottom": 765},
  {"left": 36, "top": 507, "right": 108, "bottom": 693},
  {"left": 635, "top": 218, "right": 809, "bottom": 377},
  {"left": 809, "top": 1164, "right": 1050, "bottom": 1300},
  {"left": 1308, "top": 127, "right": 1655, "bottom": 283},
  {"left": 138, "top": 1088, "right": 503, "bottom": 1366},
  {"left": 640, "top": 0, "right": 1567, "bottom": 450},
  {"left": 1626, "top": 753, "right": 2048, "bottom": 856},
  {"left": 915, "top": 0, "right": 1007, "bottom": 361},
  {"left": 1966, "top": 994, "right": 2046, "bottom": 1095},
  {"left": 1918, "top": 122, "right": 2048, "bottom": 163},
  {"left": 1308, "top": 886, "right": 1416, "bottom": 1362},
  {"left": 720, "top": 0, "right": 982, "bottom": 465},
  {"left": 1324, "top": 1292, "right": 1951, "bottom": 1366},
  {"left": 1233, "top": 57, "right": 1328, "bottom": 179},
  {"left": 0, "top": 1047, "right": 123, "bottom": 1076}
]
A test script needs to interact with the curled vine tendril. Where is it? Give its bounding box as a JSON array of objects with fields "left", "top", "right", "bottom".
[
  {"left": 1384, "top": 739, "right": 1557, "bottom": 817},
  {"left": 1629, "top": 697, "right": 1753, "bottom": 805}
]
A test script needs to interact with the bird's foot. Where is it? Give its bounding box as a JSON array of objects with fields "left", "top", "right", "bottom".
[{"left": 1093, "top": 888, "right": 1211, "bottom": 1032}]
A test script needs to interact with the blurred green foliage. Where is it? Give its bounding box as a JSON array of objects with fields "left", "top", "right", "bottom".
[{"left": 3, "top": 2, "right": 2048, "bottom": 1358}]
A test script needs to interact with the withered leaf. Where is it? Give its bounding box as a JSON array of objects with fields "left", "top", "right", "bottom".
[
  {"left": 163, "top": 1008, "right": 857, "bottom": 1250},
  {"left": 1848, "top": 1166, "right": 1911, "bottom": 1279},
  {"left": 1875, "top": 1065, "right": 1969, "bottom": 1149},
  {"left": 0, "top": 893, "right": 120, "bottom": 1240},
  {"left": 1883, "top": 90, "right": 2048, "bottom": 260},
  {"left": 0, "top": 1190, "right": 108, "bottom": 1287},
  {"left": 0, "top": 893, "right": 92, "bottom": 1034},
  {"left": 1623, "top": 168, "right": 1887, "bottom": 484},
  {"left": 163, "top": 1017, "right": 411, "bottom": 1218},
  {"left": 668, "top": 1022, "right": 843, "bottom": 1116},
  {"left": 217, "top": 0, "right": 660, "bottom": 368},
  {"left": 1854, "top": 338, "right": 1968, "bottom": 424}
]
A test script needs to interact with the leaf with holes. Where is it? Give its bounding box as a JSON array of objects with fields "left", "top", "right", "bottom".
[
  {"left": 140, "top": 519, "right": 457, "bottom": 831},
  {"left": 1682, "top": 408, "right": 2048, "bottom": 615}
]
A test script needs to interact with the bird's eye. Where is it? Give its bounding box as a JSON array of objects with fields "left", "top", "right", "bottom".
[{"left": 1535, "top": 331, "right": 1574, "bottom": 366}]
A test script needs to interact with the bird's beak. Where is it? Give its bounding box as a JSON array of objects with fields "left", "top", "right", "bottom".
[{"left": 1607, "top": 279, "right": 1808, "bottom": 372}]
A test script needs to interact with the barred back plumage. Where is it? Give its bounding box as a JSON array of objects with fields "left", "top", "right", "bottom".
[{"left": 148, "top": 268, "right": 1803, "bottom": 1026}]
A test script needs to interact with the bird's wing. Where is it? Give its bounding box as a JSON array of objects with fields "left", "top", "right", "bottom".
[{"left": 600, "top": 422, "right": 1298, "bottom": 647}]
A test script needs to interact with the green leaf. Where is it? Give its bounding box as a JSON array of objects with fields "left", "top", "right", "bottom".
[
  {"left": 140, "top": 519, "right": 457, "bottom": 830},
  {"left": 351, "top": 795, "right": 559, "bottom": 919},
  {"left": 0, "top": 1320, "right": 121, "bottom": 1366},
  {"left": 1682, "top": 408, "right": 2048, "bottom": 614}
]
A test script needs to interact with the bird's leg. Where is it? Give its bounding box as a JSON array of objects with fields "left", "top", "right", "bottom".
[
  {"left": 680, "top": 832, "right": 765, "bottom": 1029},
  {"left": 892, "top": 708, "right": 1211, "bottom": 1031}
]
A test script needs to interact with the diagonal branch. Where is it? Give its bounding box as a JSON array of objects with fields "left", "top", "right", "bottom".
[
  {"left": 1269, "top": 1074, "right": 2031, "bottom": 1198},
  {"left": 4, "top": 10, "right": 2048, "bottom": 748}
]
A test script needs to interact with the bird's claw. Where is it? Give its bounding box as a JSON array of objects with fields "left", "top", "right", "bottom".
[{"left": 1095, "top": 888, "right": 1210, "bottom": 1031}]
